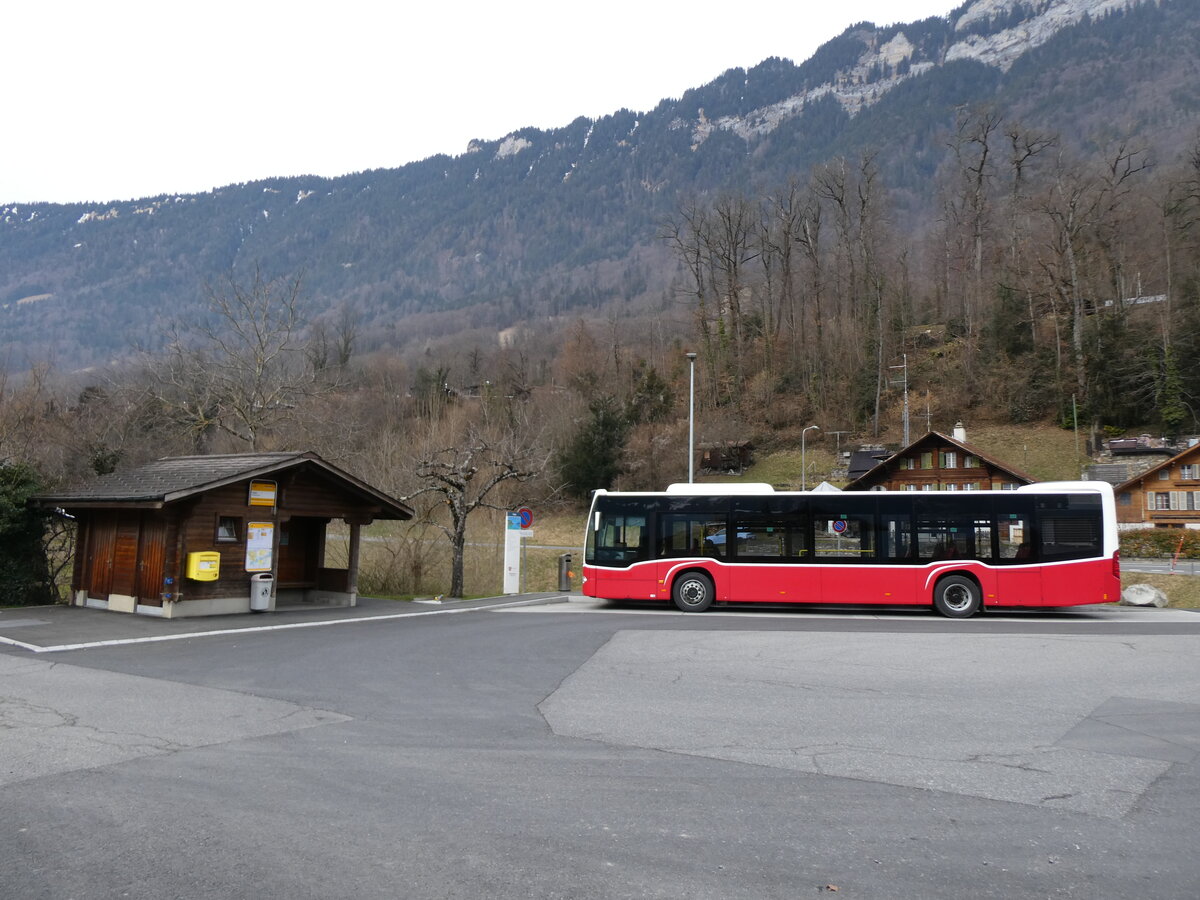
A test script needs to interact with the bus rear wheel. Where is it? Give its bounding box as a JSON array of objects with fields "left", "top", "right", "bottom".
[
  {"left": 933, "top": 575, "right": 981, "bottom": 618},
  {"left": 673, "top": 572, "right": 714, "bottom": 612}
]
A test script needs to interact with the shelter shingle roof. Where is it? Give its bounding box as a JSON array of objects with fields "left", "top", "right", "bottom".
[{"left": 34, "top": 451, "right": 413, "bottom": 519}]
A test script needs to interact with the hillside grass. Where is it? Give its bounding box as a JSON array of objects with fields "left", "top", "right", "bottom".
[
  {"left": 957, "top": 423, "right": 1091, "bottom": 482},
  {"left": 1121, "top": 572, "right": 1200, "bottom": 609}
]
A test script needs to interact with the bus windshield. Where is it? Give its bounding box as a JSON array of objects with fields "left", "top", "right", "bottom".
[{"left": 587, "top": 500, "right": 650, "bottom": 566}]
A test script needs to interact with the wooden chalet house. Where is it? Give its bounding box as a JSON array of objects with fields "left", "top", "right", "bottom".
[
  {"left": 844, "top": 427, "right": 1035, "bottom": 492},
  {"left": 34, "top": 452, "right": 413, "bottom": 617},
  {"left": 1113, "top": 441, "right": 1200, "bottom": 529}
]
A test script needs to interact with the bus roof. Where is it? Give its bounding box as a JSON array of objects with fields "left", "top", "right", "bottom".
[
  {"left": 665, "top": 482, "right": 775, "bottom": 495},
  {"left": 593, "top": 481, "right": 1113, "bottom": 498}
]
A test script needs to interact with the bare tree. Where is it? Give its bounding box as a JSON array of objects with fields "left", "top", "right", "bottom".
[
  {"left": 401, "top": 408, "right": 548, "bottom": 599},
  {"left": 145, "top": 269, "right": 342, "bottom": 451}
]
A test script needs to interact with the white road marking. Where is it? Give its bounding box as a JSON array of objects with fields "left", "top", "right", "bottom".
[
  {"left": 0, "top": 596, "right": 569, "bottom": 654},
  {"left": 502, "top": 598, "right": 1200, "bottom": 623}
]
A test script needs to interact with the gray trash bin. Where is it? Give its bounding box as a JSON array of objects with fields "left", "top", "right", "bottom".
[
  {"left": 557, "top": 553, "right": 573, "bottom": 591},
  {"left": 250, "top": 572, "right": 274, "bottom": 611}
]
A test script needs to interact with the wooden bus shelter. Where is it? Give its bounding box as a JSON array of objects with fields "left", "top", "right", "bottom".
[{"left": 34, "top": 452, "right": 413, "bottom": 618}]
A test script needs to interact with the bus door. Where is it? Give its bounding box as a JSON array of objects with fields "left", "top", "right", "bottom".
[
  {"left": 729, "top": 496, "right": 811, "bottom": 603},
  {"left": 877, "top": 497, "right": 918, "bottom": 605},
  {"left": 992, "top": 498, "right": 1039, "bottom": 606},
  {"left": 810, "top": 498, "right": 901, "bottom": 605}
]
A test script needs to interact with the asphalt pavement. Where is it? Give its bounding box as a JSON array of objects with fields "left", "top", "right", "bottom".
[{"left": 2, "top": 595, "right": 1199, "bottom": 899}]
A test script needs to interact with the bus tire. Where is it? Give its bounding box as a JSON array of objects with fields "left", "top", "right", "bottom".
[
  {"left": 673, "top": 572, "right": 714, "bottom": 612},
  {"left": 933, "top": 575, "right": 981, "bottom": 618}
]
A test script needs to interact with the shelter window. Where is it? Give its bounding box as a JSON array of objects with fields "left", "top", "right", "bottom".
[{"left": 216, "top": 516, "right": 241, "bottom": 543}]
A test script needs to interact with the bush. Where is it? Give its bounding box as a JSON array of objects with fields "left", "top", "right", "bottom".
[
  {"left": 0, "top": 462, "right": 55, "bottom": 606},
  {"left": 1120, "top": 528, "right": 1200, "bottom": 559}
]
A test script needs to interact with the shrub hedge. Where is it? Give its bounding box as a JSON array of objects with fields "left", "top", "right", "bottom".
[{"left": 1119, "top": 528, "right": 1200, "bottom": 559}]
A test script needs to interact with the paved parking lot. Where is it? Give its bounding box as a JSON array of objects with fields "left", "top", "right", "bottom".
[{"left": 3, "top": 596, "right": 1199, "bottom": 899}]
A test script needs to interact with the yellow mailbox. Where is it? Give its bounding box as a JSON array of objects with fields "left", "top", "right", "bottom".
[{"left": 186, "top": 551, "right": 221, "bottom": 581}]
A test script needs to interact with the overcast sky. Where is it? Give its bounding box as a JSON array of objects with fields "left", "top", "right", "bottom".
[{"left": 3, "top": 1, "right": 956, "bottom": 205}]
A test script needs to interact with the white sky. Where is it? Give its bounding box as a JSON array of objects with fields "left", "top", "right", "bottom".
[{"left": 3, "top": 1, "right": 955, "bottom": 205}]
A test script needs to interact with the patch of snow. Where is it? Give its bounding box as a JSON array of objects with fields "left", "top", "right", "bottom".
[{"left": 296, "top": 190, "right": 314, "bottom": 203}]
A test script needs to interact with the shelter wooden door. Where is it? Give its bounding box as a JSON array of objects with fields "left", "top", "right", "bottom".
[
  {"left": 109, "top": 512, "right": 141, "bottom": 598},
  {"left": 85, "top": 512, "right": 117, "bottom": 600},
  {"left": 135, "top": 517, "right": 168, "bottom": 606},
  {"left": 84, "top": 512, "right": 168, "bottom": 606}
]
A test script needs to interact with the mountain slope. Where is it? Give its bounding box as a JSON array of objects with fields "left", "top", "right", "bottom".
[{"left": 1, "top": 0, "right": 1194, "bottom": 369}]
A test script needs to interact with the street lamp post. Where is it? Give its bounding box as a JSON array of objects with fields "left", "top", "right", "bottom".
[
  {"left": 686, "top": 352, "right": 697, "bottom": 483},
  {"left": 801, "top": 424, "right": 820, "bottom": 491}
]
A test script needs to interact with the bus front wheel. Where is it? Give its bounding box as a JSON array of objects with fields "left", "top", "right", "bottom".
[
  {"left": 673, "top": 572, "right": 714, "bottom": 612},
  {"left": 933, "top": 575, "right": 981, "bottom": 618}
]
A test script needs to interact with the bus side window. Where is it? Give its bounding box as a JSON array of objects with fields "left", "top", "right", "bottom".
[{"left": 881, "top": 515, "right": 914, "bottom": 562}]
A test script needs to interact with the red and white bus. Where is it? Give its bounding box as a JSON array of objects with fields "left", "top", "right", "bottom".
[{"left": 582, "top": 482, "right": 1120, "bottom": 617}]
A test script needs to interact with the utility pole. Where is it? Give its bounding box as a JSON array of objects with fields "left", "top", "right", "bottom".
[
  {"left": 889, "top": 354, "right": 910, "bottom": 446},
  {"left": 801, "top": 425, "right": 820, "bottom": 491},
  {"left": 826, "top": 431, "right": 851, "bottom": 456}
]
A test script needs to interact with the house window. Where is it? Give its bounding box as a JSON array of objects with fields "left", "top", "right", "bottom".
[
  {"left": 920, "top": 452, "right": 933, "bottom": 469},
  {"left": 216, "top": 516, "right": 242, "bottom": 542},
  {"left": 964, "top": 455, "right": 979, "bottom": 468},
  {"left": 1182, "top": 465, "right": 1197, "bottom": 481},
  {"left": 1155, "top": 493, "right": 1171, "bottom": 510},
  {"left": 1159, "top": 469, "right": 1170, "bottom": 480},
  {"left": 940, "top": 451, "right": 958, "bottom": 469},
  {"left": 1118, "top": 493, "right": 1131, "bottom": 506}
]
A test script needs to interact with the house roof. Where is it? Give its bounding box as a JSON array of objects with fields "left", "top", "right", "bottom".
[
  {"left": 848, "top": 449, "right": 890, "bottom": 479},
  {"left": 1113, "top": 441, "right": 1200, "bottom": 493},
  {"left": 34, "top": 451, "right": 414, "bottom": 519},
  {"left": 844, "top": 431, "right": 1036, "bottom": 490}
]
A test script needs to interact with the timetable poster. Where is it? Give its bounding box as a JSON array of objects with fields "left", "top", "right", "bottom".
[{"left": 246, "top": 522, "right": 275, "bottom": 572}]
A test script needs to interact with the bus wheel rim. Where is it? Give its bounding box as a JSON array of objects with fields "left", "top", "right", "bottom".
[{"left": 944, "top": 584, "right": 972, "bottom": 611}]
